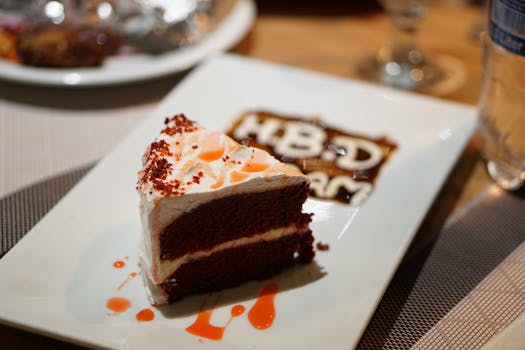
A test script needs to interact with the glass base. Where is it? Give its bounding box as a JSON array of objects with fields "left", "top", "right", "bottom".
[
  {"left": 486, "top": 160, "right": 525, "bottom": 191},
  {"left": 357, "top": 50, "right": 442, "bottom": 90}
]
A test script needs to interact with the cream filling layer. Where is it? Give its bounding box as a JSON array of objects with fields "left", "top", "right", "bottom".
[{"left": 154, "top": 224, "right": 305, "bottom": 285}]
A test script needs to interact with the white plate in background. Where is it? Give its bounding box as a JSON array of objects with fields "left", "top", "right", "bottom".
[
  {"left": 0, "top": 54, "right": 476, "bottom": 349},
  {"left": 0, "top": 0, "right": 255, "bottom": 87}
]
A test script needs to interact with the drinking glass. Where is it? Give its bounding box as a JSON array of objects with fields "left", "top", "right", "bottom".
[
  {"left": 478, "top": 38, "right": 525, "bottom": 191},
  {"left": 359, "top": 0, "right": 442, "bottom": 89}
]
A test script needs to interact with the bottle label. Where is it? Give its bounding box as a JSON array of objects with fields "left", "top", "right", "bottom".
[{"left": 489, "top": 0, "right": 525, "bottom": 56}]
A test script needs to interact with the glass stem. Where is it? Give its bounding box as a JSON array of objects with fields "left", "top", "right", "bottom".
[{"left": 388, "top": 18, "right": 421, "bottom": 65}]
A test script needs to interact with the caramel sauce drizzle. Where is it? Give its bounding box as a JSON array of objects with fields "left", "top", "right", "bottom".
[
  {"left": 112, "top": 256, "right": 129, "bottom": 269},
  {"left": 248, "top": 283, "right": 278, "bottom": 330},
  {"left": 113, "top": 260, "right": 125, "bottom": 269},
  {"left": 106, "top": 297, "right": 131, "bottom": 314},
  {"left": 136, "top": 308, "right": 155, "bottom": 322},
  {"left": 185, "top": 282, "right": 279, "bottom": 341},
  {"left": 185, "top": 296, "right": 245, "bottom": 341},
  {"left": 117, "top": 272, "right": 138, "bottom": 291}
]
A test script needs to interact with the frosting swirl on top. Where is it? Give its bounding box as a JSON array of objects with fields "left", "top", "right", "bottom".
[{"left": 137, "top": 114, "right": 304, "bottom": 199}]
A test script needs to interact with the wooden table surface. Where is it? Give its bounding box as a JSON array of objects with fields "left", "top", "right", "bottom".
[{"left": 1, "top": 1, "right": 495, "bottom": 348}]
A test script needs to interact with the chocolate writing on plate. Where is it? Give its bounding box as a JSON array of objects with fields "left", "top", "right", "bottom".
[{"left": 227, "top": 111, "right": 397, "bottom": 205}]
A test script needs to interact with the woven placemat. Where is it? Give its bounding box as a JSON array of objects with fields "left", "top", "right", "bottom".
[
  {"left": 0, "top": 164, "right": 94, "bottom": 258},
  {"left": 357, "top": 187, "right": 525, "bottom": 349},
  {"left": 1, "top": 166, "right": 524, "bottom": 349}
]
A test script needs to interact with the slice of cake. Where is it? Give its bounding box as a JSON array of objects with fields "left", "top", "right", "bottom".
[{"left": 137, "top": 114, "right": 314, "bottom": 305}]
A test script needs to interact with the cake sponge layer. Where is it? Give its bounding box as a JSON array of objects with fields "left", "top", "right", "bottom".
[{"left": 144, "top": 229, "right": 314, "bottom": 305}]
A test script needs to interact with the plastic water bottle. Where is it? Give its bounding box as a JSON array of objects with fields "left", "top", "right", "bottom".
[{"left": 478, "top": 0, "right": 525, "bottom": 190}]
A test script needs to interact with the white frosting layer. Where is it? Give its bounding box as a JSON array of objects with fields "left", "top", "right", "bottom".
[
  {"left": 137, "top": 115, "right": 309, "bottom": 285},
  {"left": 137, "top": 115, "right": 305, "bottom": 201}
]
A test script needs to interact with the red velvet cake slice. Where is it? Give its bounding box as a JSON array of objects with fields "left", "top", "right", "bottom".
[{"left": 137, "top": 114, "right": 314, "bottom": 305}]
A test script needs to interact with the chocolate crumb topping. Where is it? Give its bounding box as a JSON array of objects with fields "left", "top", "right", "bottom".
[
  {"left": 192, "top": 175, "right": 201, "bottom": 184},
  {"left": 162, "top": 114, "right": 199, "bottom": 136},
  {"left": 316, "top": 242, "right": 330, "bottom": 251},
  {"left": 147, "top": 140, "right": 170, "bottom": 158},
  {"left": 138, "top": 114, "right": 205, "bottom": 196},
  {"left": 139, "top": 146, "right": 187, "bottom": 196}
]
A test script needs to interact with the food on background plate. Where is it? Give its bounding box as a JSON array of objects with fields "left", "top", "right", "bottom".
[
  {"left": 16, "top": 23, "right": 121, "bottom": 68},
  {"left": 0, "top": 0, "right": 223, "bottom": 68},
  {"left": 0, "top": 27, "right": 18, "bottom": 62},
  {"left": 136, "top": 114, "right": 314, "bottom": 305}
]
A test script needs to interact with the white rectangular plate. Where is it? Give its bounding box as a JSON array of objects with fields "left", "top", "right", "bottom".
[{"left": 0, "top": 54, "right": 476, "bottom": 350}]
